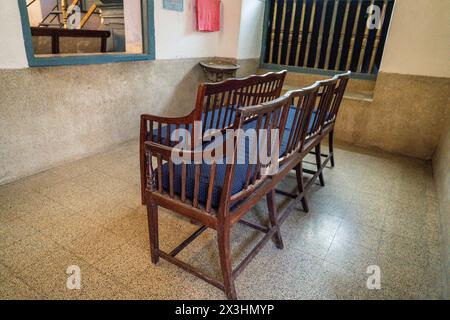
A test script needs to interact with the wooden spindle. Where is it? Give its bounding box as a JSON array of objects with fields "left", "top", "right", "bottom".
[{"left": 205, "top": 162, "right": 217, "bottom": 213}]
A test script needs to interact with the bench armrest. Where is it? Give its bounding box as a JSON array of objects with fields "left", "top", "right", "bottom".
[{"left": 140, "top": 111, "right": 196, "bottom": 125}]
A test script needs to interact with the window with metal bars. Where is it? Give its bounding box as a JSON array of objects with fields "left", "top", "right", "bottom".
[{"left": 261, "top": 0, "right": 395, "bottom": 78}]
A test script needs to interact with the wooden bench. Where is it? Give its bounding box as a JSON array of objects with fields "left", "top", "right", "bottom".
[
  {"left": 140, "top": 71, "right": 288, "bottom": 204},
  {"left": 140, "top": 71, "right": 351, "bottom": 299},
  {"left": 299, "top": 71, "right": 351, "bottom": 204}
]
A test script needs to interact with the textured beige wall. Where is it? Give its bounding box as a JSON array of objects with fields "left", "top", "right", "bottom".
[
  {"left": 0, "top": 58, "right": 258, "bottom": 185},
  {"left": 432, "top": 112, "right": 450, "bottom": 298},
  {"left": 237, "top": 59, "right": 260, "bottom": 77},
  {"left": 334, "top": 73, "right": 450, "bottom": 160}
]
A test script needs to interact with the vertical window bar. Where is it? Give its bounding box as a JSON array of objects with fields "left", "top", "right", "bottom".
[
  {"left": 294, "top": 0, "right": 307, "bottom": 65},
  {"left": 276, "top": 1, "right": 288, "bottom": 65},
  {"left": 313, "top": 0, "right": 328, "bottom": 69},
  {"left": 318, "top": 0, "right": 335, "bottom": 69},
  {"left": 268, "top": 0, "right": 279, "bottom": 63},
  {"left": 346, "top": 1, "right": 363, "bottom": 71},
  {"left": 338, "top": 0, "right": 358, "bottom": 70},
  {"left": 302, "top": 0, "right": 317, "bottom": 67},
  {"left": 288, "top": 0, "right": 304, "bottom": 66},
  {"left": 357, "top": 0, "right": 375, "bottom": 73},
  {"left": 368, "top": 0, "right": 388, "bottom": 73},
  {"left": 361, "top": 0, "right": 383, "bottom": 73},
  {"left": 297, "top": 0, "right": 313, "bottom": 66},
  {"left": 372, "top": 0, "right": 394, "bottom": 74},
  {"left": 307, "top": 0, "right": 325, "bottom": 68},
  {"left": 334, "top": 0, "right": 351, "bottom": 71},
  {"left": 272, "top": 0, "right": 285, "bottom": 64},
  {"left": 285, "top": 0, "right": 298, "bottom": 65},
  {"left": 280, "top": 0, "right": 294, "bottom": 65},
  {"left": 327, "top": 0, "right": 347, "bottom": 70},
  {"left": 350, "top": 0, "right": 371, "bottom": 72},
  {"left": 265, "top": 0, "right": 276, "bottom": 63}
]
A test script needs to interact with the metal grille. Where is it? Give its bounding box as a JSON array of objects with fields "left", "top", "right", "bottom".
[{"left": 262, "top": 0, "right": 395, "bottom": 76}]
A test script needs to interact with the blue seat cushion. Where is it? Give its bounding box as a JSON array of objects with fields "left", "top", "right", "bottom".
[
  {"left": 279, "top": 106, "right": 316, "bottom": 155},
  {"left": 152, "top": 106, "right": 331, "bottom": 208},
  {"left": 280, "top": 106, "right": 334, "bottom": 153},
  {"left": 148, "top": 106, "right": 331, "bottom": 151},
  {"left": 156, "top": 132, "right": 255, "bottom": 209},
  {"left": 202, "top": 106, "right": 237, "bottom": 131},
  {"left": 158, "top": 161, "right": 253, "bottom": 209}
]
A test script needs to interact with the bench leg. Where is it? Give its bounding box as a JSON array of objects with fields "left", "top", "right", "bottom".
[
  {"left": 217, "top": 223, "right": 237, "bottom": 300},
  {"left": 266, "top": 190, "right": 284, "bottom": 250},
  {"left": 329, "top": 130, "right": 335, "bottom": 167},
  {"left": 295, "top": 162, "right": 309, "bottom": 213},
  {"left": 315, "top": 144, "right": 325, "bottom": 186},
  {"left": 147, "top": 201, "right": 159, "bottom": 264},
  {"left": 140, "top": 122, "right": 147, "bottom": 205}
]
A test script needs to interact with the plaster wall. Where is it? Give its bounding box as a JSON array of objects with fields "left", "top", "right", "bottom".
[
  {"left": 432, "top": 112, "right": 450, "bottom": 299},
  {"left": 380, "top": 0, "right": 450, "bottom": 78}
]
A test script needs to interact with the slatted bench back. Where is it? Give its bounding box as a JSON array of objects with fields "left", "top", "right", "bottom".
[
  {"left": 282, "top": 84, "right": 320, "bottom": 159},
  {"left": 197, "top": 71, "right": 287, "bottom": 133},
  {"left": 326, "top": 71, "right": 351, "bottom": 126},
  {"left": 307, "top": 77, "right": 338, "bottom": 140},
  {"left": 225, "top": 95, "right": 291, "bottom": 205}
]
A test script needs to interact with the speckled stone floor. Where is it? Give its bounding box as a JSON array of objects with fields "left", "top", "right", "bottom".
[{"left": 0, "top": 139, "right": 445, "bottom": 299}]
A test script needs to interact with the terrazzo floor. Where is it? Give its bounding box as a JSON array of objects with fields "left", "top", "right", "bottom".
[{"left": 0, "top": 139, "right": 445, "bottom": 299}]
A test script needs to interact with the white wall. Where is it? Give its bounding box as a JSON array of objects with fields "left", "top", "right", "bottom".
[
  {"left": 237, "top": 0, "right": 264, "bottom": 59},
  {"left": 380, "top": 0, "right": 450, "bottom": 78},
  {"left": 0, "top": 1, "right": 28, "bottom": 69},
  {"left": 154, "top": 0, "right": 220, "bottom": 59},
  {"left": 217, "top": 0, "right": 242, "bottom": 58},
  {"left": 155, "top": 0, "right": 251, "bottom": 60}
]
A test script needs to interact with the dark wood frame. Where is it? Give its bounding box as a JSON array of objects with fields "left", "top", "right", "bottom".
[
  {"left": 143, "top": 84, "right": 319, "bottom": 299},
  {"left": 300, "top": 71, "right": 351, "bottom": 203},
  {"left": 139, "top": 71, "right": 351, "bottom": 299},
  {"left": 320, "top": 71, "right": 351, "bottom": 168},
  {"left": 30, "top": 27, "right": 111, "bottom": 54}
]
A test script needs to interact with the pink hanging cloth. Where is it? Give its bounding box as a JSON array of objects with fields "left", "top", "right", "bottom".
[{"left": 196, "top": 0, "right": 221, "bottom": 32}]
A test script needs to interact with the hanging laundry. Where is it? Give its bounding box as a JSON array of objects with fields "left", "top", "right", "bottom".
[{"left": 196, "top": 0, "right": 220, "bottom": 32}]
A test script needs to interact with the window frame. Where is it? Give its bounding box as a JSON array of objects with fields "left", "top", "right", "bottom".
[{"left": 18, "top": 0, "right": 155, "bottom": 67}]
